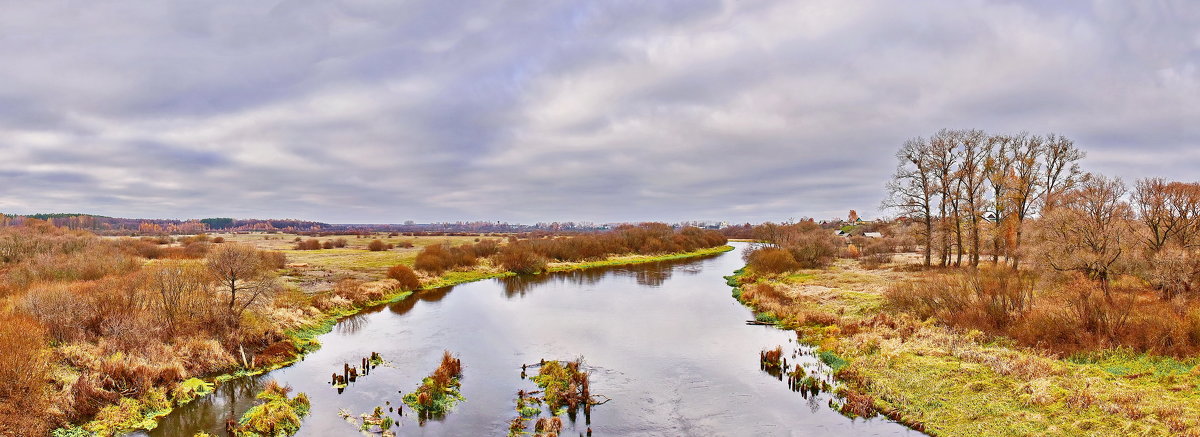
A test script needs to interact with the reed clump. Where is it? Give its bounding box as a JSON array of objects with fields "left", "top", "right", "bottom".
[
  {"left": 402, "top": 351, "right": 465, "bottom": 417},
  {"left": 229, "top": 380, "right": 310, "bottom": 437}
]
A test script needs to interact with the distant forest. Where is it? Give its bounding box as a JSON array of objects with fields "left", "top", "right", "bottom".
[{"left": 0, "top": 213, "right": 733, "bottom": 235}]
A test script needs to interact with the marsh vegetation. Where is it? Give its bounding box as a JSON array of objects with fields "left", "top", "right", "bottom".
[{"left": 0, "top": 219, "right": 726, "bottom": 435}]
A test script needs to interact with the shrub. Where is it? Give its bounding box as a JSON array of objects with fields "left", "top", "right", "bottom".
[
  {"left": 497, "top": 244, "right": 548, "bottom": 274},
  {"left": 367, "top": 239, "right": 386, "bottom": 251},
  {"left": 745, "top": 247, "right": 800, "bottom": 274},
  {"left": 414, "top": 244, "right": 478, "bottom": 273},
  {"left": 0, "top": 313, "right": 53, "bottom": 435},
  {"left": 259, "top": 251, "right": 287, "bottom": 269},
  {"left": 181, "top": 241, "right": 210, "bottom": 258},
  {"left": 22, "top": 282, "right": 92, "bottom": 342},
  {"left": 414, "top": 245, "right": 450, "bottom": 273},
  {"left": 211, "top": 236, "right": 225, "bottom": 244},
  {"left": 294, "top": 239, "right": 321, "bottom": 250},
  {"left": 860, "top": 253, "right": 892, "bottom": 269},
  {"left": 387, "top": 265, "right": 421, "bottom": 291}
]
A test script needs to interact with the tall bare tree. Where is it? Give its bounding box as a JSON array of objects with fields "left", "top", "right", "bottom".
[
  {"left": 884, "top": 137, "right": 937, "bottom": 266},
  {"left": 985, "top": 134, "right": 1016, "bottom": 264},
  {"left": 1040, "top": 133, "right": 1085, "bottom": 211},
  {"left": 929, "top": 129, "right": 961, "bottom": 267},
  {"left": 957, "top": 129, "right": 990, "bottom": 267},
  {"left": 1007, "top": 134, "right": 1043, "bottom": 269}
]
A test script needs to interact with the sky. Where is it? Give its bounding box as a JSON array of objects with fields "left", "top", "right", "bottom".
[{"left": 1, "top": 0, "right": 1197, "bottom": 224}]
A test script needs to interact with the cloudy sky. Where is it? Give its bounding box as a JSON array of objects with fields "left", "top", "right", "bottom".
[{"left": 1, "top": 1, "right": 1197, "bottom": 224}]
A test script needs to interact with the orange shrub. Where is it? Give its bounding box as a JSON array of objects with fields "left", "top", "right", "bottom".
[
  {"left": 387, "top": 265, "right": 421, "bottom": 291},
  {"left": 496, "top": 244, "right": 548, "bottom": 274},
  {"left": 259, "top": 251, "right": 287, "bottom": 269},
  {"left": 0, "top": 313, "right": 53, "bottom": 434},
  {"left": 367, "top": 239, "right": 386, "bottom": 251},
  {"left": 745, "top": 247, "right": 800, "bottom": 274}
]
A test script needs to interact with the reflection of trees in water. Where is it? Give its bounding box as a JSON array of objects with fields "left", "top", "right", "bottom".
[
  {"left": 629, "top": 263, "right": 672, "bottom": 287},
  {"left": 149, "top": 375, "right": 267, "bottom": 436},
  {"left": 500, "top": 268, "right": 607, "bottom": 298},
  {"left": 500, "top": 253, "right": 725, "bottom": 296},
  {"left": 336, "top": 305, "right": 383, "bottom": 335},
  {"left": 387, "top": 286, "right": 453, "bottom": 316}
]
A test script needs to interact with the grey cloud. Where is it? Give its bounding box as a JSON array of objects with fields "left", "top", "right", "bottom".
[{"left": 0, "top": 0, "right": 1197, "bottom": 223}]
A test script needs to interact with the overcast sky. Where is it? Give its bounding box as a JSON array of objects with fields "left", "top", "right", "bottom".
[{"left": 1, "top": 1, "right": 1197, "bottom": 224}]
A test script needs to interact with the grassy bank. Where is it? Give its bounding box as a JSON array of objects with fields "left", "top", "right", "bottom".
[
  {"left": 545, "top": 245, "right": 733, "bottom": 272},
  {"left": 65, "top": 245, "right": 731, "bottom": 436},
  {"left": 728, "top": 257, "right": 1200, "bottom": 436}
]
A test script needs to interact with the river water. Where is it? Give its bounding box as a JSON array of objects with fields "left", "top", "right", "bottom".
[{"left": 142, "top": 242, "right": 918, "bottom": 436}]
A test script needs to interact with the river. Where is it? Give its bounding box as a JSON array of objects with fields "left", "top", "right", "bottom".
[{"left": 141, "top": 242, "right": 918, "bottom": 436}]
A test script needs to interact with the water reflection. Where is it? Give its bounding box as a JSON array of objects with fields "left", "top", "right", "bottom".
[
  {"left": 387, "top": 286, "right": 453, "bottom": 316},
  {"left": 143, "top": 375, "right": 268, "bottom": 436}
]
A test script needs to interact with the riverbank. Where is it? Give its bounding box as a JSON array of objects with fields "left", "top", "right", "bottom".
[
  {"left": 728, "top": 256, "right": 1200, "bottom": 436},
  {"left": 63, "top": 245, "right": 733, "bottom": 436}
]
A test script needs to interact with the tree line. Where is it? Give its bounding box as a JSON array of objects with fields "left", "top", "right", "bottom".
[
  {"left": 886, "top": 129, "right": 1200, "bottom": 300},
  {"left": 884, "top": 129, "right": 1084, "bottom": 269}
]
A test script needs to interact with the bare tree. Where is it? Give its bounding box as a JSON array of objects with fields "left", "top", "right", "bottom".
[
  {"left": 957, "top": 129, "right": 990, "bottom": 267},
  {"left": 883, "top": 137, "right": 937, "bottom": 266},
  {"left": 1134, "top": 178, "right": 1176, "bottom": 254},
  {"left": 146, "top": 261, "right": 209, "bottom": 335},
  {"left": 1166, "top": 182, "right": 1200, "bottom": 249},
  {"left": 1133, "top": 180, "right": 1200, "bottom": 299},
  {"left": 1007, "top": 134, "right": 1043, "bottom": 269},
  {"left": 929, "top": 129, "right": 961, "bottom": 267},
  {"left": 985, "top": 134, "right": 1016, "bottom": 264},
  {"left": 1040, "top": 133, "right": 1085, "bottom": 211},
  {"left": 206, "top": 243, "right": 278, "bottom": 324},
  {"left": 1035, "top": 174, "right": 1135, "bottom": 298}
]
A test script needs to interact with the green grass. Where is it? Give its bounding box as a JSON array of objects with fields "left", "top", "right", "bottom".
[
  {"left": 818, "top": 350, "right": 848, "bottom": 372},
  {"left": 755, "top": 312, "right": 781, "bottom": 324},
  {"left": 1066, "top": 348, "right": 1199, "bottom": 380}
]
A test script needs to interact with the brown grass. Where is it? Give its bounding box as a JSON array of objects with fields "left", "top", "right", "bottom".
[
  {"left": 885, "top": 269, "right": 1200, "bottom": 357},
  {"left": 0, "top": 312, "right": 54, "bottom": 434}
]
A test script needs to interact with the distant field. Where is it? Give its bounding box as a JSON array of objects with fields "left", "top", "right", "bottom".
[
  {"left": 210, "top": 232, "right": 499, "bottom": 292},
  {"left": 216, "top": 233, "right": 484, "bottom": 269}
]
